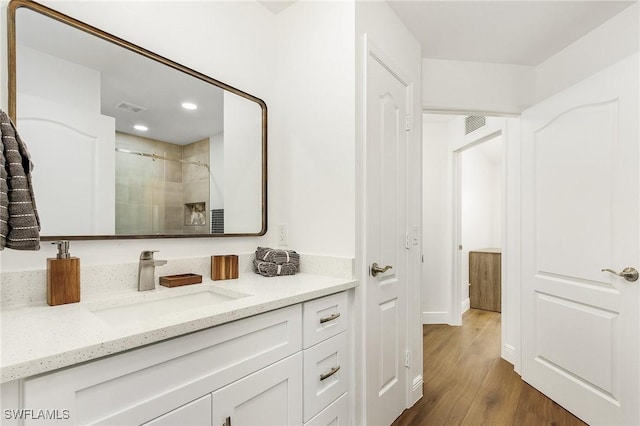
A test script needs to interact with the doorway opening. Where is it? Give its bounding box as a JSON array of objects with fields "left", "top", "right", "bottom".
[
  {"left": 457, "top": 132, "right": 503, "bottom": 318},
  {"left": 421, "top": 113, "right": 510, "bottom": 336}
]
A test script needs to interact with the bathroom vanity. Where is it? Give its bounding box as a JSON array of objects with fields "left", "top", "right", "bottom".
[{"left": 1, "top": 274, "right": 356, "bottom": 425}]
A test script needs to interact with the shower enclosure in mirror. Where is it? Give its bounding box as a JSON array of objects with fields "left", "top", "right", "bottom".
[{"left": 7, "top": 0, "right": 267, "bottom": 239}]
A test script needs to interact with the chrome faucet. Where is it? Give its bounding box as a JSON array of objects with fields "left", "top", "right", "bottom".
[{"left": 138, "top": 250, "right": 167, "bottom": 291}]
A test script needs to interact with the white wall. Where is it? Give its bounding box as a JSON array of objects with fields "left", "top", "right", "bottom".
[
  {"left": 18, "top": 45, "right": 101, "bottom": 113},
  {"left": 210, "top": 132, "right": 224, "bottom": 211},
  {"left": 272, "top": 1, "right": 356, "bottom": 257},
  {"left": 421, "top": 117, "right": 453, "bottom": 323},
  {"left": 422, "top": 59, "right": 535, "bottom": 114},
  {"left": 460, "top": 138, "right": 502, "bottom": 303},
  {"left": 223, "top": 92, "right": 263, "bottom": 234},
  {"left": 535, "top": 3, "right": 639, "bottom": 103},
  {"left": 1, "top": 0, "right": 276, "bottom": 271}
]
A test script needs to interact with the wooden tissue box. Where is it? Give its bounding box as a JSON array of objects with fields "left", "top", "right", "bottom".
[
  {"left": 212, "top": 255, "right": 239, "bottom": 280},
  {"left": 159, "top": 273, "right": 202, "bottom": 288}
]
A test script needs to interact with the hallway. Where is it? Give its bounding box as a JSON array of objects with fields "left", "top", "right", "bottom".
[{"left": 392, "top": 309, "right": 587, "bottom": 426}]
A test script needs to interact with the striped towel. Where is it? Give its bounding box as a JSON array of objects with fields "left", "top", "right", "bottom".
[
  {"left": 253, "top": 259, "right": 298, "bottom": 277},
  {"left": 0, "top": 110, "right": 40, "bottom": 250},
  {"left": 255, "top": 247, "right": 300, "bottom": 266}
]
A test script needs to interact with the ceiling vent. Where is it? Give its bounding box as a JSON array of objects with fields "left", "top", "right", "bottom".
[
  {"left": 115, "top": 101, "right": 147, "bottom": 113},
  {"left": 465, "top": 115, "right": 486, "bottom": 135}
]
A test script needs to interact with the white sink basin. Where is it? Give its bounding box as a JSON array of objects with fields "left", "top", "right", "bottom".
[{"left": 92, "top": 290, "right": 243, "bottom": 324}]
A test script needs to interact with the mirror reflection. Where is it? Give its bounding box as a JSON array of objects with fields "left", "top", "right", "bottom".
[{"left": 11, "top": 2, "right": 267, "bottom": 239}]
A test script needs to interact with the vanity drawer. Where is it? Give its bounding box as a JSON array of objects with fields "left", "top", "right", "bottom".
[
  {"left": 304, "top": 392, "right": 349, "bottom": 426},
  {"left": 303, "top": 291, "right": 348, "bottom": 349},
  {"left": 303, "top": 331, "right": 349, "bottom": 422}
]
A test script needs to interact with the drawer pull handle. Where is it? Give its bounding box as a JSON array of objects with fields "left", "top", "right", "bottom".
[
  {"left": 320, "top": 365, "right": 341, "bottom": 381},
  {"left": 223, "top": 417, "right": 231, "bottom": 426},
  {"left": 320, "top": 312, "right": 341, "bottom": 324}
]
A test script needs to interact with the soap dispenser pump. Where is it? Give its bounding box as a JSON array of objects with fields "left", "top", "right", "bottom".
[{"left": 47, "top": 240, "right": 80, "bottom": 306}]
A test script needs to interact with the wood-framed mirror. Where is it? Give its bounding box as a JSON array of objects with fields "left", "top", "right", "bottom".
[{"left": 7, "top": 0, "right": 267, "bottom": 240}]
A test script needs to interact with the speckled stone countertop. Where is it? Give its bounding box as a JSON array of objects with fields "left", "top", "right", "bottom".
[{"left": 1, "top": 273, "right": 357, "bottom": 383}]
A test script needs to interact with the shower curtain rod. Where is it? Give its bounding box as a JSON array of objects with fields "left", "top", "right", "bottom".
[{"left": 115, "top": 147, "right": 210, "bottom": 170}]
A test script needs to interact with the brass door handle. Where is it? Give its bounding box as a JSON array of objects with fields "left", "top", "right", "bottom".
[
  {"left": 371, "top": 262, "right": 392, "bottom": 277},
  {"left": 602, "top": 267, "right": 639, "bottom": 282}
]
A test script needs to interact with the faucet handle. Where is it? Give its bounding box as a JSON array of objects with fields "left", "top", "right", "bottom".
[{"left": 140, "top": 250, "right": 159, "bottom": 260}]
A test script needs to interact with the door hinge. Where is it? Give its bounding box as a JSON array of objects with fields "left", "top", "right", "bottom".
[
  {"left": 405, "top": 115, "right": 412, "bottom": 132},
  {"left": 405, "top": 350, "right": 411, "bottom": 368}
]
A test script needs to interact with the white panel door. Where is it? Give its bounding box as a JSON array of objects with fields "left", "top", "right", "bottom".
[
  {"left": 365, "top": 49, "right": 409, "bottom": 426},
  {"left": 18, "top": 94, "right": 115, "bottom": 235},
  {"left": 521, "top": 53, "right": 639, "bottom": 425}
]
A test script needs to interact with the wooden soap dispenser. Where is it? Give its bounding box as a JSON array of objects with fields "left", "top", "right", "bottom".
[{"left": 47, "top": 240, "right": 80, "bottom": 306}]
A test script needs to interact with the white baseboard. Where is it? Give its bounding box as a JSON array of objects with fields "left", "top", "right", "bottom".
[
  {"left": 409, "top": 375, "right": 423, "bottom": 407},
  {"left": 502, "top": 343, "right": 518, "bottom": 372},
  {"left": 462, "top": 298, "right": 470, "bottom": 313},
  {"left": 421, "top": 311, "right": 449, "bottom": 324}
]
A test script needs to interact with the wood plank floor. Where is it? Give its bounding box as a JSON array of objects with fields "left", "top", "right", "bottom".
[{"left": 392, "top": 309, "right": 587, "bottom": 426}]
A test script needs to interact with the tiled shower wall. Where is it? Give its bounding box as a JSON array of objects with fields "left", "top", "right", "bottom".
[
  {"left": 115, "top": 132, "right": 210, "bottom": 234},
  {"left": 182, "top": 138, "right": 211, "bottom": 234}
]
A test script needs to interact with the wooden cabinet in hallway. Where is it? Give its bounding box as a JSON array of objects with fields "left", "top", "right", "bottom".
[{"left": 469, "top": 249, "right": 501, "bottom": 312}]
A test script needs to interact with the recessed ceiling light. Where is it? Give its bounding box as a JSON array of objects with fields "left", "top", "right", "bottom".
[
  {"left": 134, "top": 124, "right": 148, "bottom": 131},
  {"left": 182, "top": 102, "right": 198, "bottom": 110}
]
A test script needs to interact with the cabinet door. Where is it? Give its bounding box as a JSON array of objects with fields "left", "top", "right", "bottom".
[
  {"left": 304, "top": 393, "right": 349, "bottom": 426},
  {"left": 212, "top": 353, "right": 302, "bottom": 426},
  {"left": 144, "top": 395, "right": 211, "bottom": 426}
]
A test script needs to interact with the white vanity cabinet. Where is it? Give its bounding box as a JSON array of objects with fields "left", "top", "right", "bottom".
[
  {"left": 6, "top": 291, "right": 351, "bottom": 426},
  {"left": 20, "top": 305, "right": 302, "bottom": 426}
]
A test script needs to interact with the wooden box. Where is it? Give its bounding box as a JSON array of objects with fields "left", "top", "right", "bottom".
[
  {"left": 159, "top": 273, "right": 202, "bottom": 288},
  {"left": 212, "top": 255, "right": 239, "bottom": 280}
]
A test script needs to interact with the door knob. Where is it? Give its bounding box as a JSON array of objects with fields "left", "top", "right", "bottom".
[
  {"left": 601, "top": 267, "right": 639, "bottom": 282},
  {"left": 371, "top": 262, "right": 392, "bottom": 277}
]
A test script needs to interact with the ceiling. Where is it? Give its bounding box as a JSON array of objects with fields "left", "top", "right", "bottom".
[
  {"left": 260, "top": 1, "right": 636, "bottom": 66},
  {"left": 388, "top": 0, "right": 636, "bottom": 65}
]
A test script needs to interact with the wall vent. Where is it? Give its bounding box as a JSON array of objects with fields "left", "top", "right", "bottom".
[
  {"left": 465, "top": 115, "right": 486, "bottom": 135},
  {"left": 116, "top": 101, "right": 147, "bottom": 113},
  {"left": 211, "top": 209, "right": 224, "bottom": 234}
]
